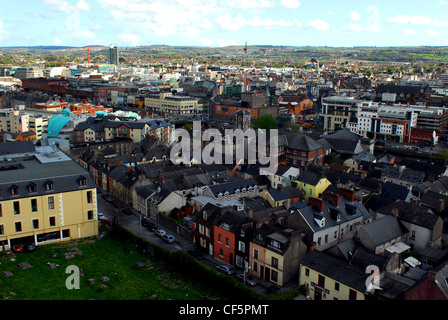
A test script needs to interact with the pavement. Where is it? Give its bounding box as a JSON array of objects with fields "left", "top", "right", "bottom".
[{"left": 97, "top": 194, "right": 301, "bottom": 297}]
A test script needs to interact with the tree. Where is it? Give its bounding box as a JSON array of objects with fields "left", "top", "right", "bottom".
[{"left": 254, "top": 114, "right": 278, "bottom": 130}]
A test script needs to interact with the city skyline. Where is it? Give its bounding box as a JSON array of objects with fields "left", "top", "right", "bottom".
[{"left": 1, "top": 0, "right": 448, "bottom": 48}]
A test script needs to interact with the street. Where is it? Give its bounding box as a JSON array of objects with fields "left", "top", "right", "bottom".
[{"left": 96, "top": 193, "right": 298, "bottom": 296}]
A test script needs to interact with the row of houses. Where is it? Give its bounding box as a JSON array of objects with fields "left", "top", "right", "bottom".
[{"left": 74, "top": 115, "right": 175, "bottom": 144}]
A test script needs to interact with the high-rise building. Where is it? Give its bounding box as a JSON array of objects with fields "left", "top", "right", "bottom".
[{"left": 107, "top": 44, "right": 119, "bottom": 66}]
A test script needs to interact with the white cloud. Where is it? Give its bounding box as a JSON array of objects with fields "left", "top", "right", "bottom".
[
  {"left": 347, "top": 23, "right": 364, "bottom": 32},
  {"left": 326, "top": 11, "right": 334, "bottom": 16},
  {"left": 308, "top": 20, "right": 330, "bottom": 31},
  {"left": 118, "top": 32, "right": 140, "bottom": 45},
  {"left": 214, "top": 39, "right": 237, "bottom": 47},
  {"left": 279, "top": 0, "right": 301, "bottom": 8},
  {"left": 216, "top": 13, "right": 301, "bottom": 31},
  {"left": 404, "top": 28, "right": 418, "bottom": 35},
  {"left": 198, "top": 38, "right": 214, "bottom": 46},
  {"left": 52, "top": 36, "right": 62, "bottom": 45},
  {"left": 42, "top": 0, "right": 90, "bottom": 12},
  {"left": 224, "top": 0, "right": 274, "bottom": 9},
  {"left": 0, "top": 21, "right": 9, "bottom": 40},
  {"left": 388, "top": 15, "right": 432, "bottom": 25},
  {"left": 434, "top": 19, "right": 448, "bottom": 27},
  {"left": 427, "top": 30, "right": 440, "bottom": 36},
  {"left": 349, "top": 12, "right": 361, "bottom": 21},
  {"left": 440, "top": 0, "right": 447, "bottom": 4},
  {"left": 76, "top": 0, "right": 91, "bottom": 12}
]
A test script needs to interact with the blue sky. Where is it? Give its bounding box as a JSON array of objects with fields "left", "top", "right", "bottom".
[{"left": 1, "top": 0, "right": 448, "bottom": 47}]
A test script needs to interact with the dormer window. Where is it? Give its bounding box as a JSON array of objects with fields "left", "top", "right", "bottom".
[
  {"left": 28, "top": 183, "right": 37, "bottom": 193},
  {"left": 203, "top": 210, "right": 207, "bottom": 220},
  {"left": 224, "top": 191, "right": 229, "bottom": 196},
  {"left": 44, "top": 180, "right": 54, "bottom": 191},
  {"left": 10, "top": 185, "right": 19, "bottom": 195},
  {"left": 78, "top": 176, "right": 87, "bottom": 186}
]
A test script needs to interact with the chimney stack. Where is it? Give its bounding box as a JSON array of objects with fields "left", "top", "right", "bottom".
[
  {"left": 437, "top": 198, "right": 445, "bottom": 213},
  {"left": 324, "top": 192, "right": 340, "bottom": 207},
  {"left": 340, "top": 188, "right": 355, "bottom": 202},
  {"left": 308, "top": 197, "right": 324, "bottom": 213}
]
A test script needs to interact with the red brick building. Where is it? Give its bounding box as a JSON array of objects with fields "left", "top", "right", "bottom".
[{"left": 410, "top": 128, "right": 438, "bottom": 146}]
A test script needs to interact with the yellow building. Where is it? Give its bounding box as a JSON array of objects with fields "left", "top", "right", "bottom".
[
  {"left": 299, "top": 250, "right": 366, "bottom": 300},
  {"left": 144, "top": 92, "right": 199, "bottom": 115},
  {"left": 0, "top": 152, "right": 98, "bottom": 251},
  {"left": 295, "top": 171, "right": 331, "bottom": 199}
]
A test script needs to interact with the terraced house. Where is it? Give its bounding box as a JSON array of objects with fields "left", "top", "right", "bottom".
[{"left": 0, "top": 145, "right": 98, "bottom": 251}]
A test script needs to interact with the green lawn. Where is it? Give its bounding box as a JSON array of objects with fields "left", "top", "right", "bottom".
[{"left": 0, "top": 235, "right": 224, "bottom": 300}]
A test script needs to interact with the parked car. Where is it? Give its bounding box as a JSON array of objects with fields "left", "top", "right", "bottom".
[
  {"left": 23, "top": 243, "right": 36, "bottom": 252},
  {"left": 141, "top": 218, "right": 149, "bottom": 227},
  {"left": 216, "top": 265, "right": 235, "bottom": 275},
  {"left": 12, "top": 244, "right": 23, "bottom": 253},
  {"left": 162, "top": 234, "right": 175, "bottom": 244},
  {"left": 236, "top": 274, "right": 258, "bottom": 287},
  {"left": 103, "top": 194, "right": 114, "bottom": 202},
  {"left": 187, "top": 249, "right": 204, "bottom": 260},
  {"left": 266, "top": 284, "right": 283, "bottom": 294},
  {"left": 98, "top": 212, "right": 105, "bottom": 220},
  {"left": 121, "top": 208, "right": 133, "bottom": 215},
  {"left": 155, "top": 229, "right": 166, "bottom": 238},
  {"left": 146, "top": 223, "right": 158, "bottom": 232}
]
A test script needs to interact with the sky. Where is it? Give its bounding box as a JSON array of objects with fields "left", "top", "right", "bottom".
[{"left": 1, "top": 0, "right": 448, "bottom": 48}]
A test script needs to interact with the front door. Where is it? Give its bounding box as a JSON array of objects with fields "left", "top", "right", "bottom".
[
  {"left": 314, "top": 290, "right": 322, "bottom": 300},
  {"left": 264, "top": 267, "right": 270, "bottom": 281},
  {"left": 260, "top": 266, "right": 264, "bottom": 280}
]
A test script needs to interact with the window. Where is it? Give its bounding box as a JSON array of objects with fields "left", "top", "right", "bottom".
[
  {"left": 253, "top": 261, "right": 258, "bottom": 272},
  {"left": 225, "top": 237, "right": 229, "bottom": 247},
  {"left": 45, "top": 181, "right": 54, "bottom": 191},
  {"left": 410, "top": 230, "right": 416, "bottom": 240},
  {"left": 32, "top": 219, "right": 39, "bottom": 229},
  {"left": 238, "top": 241, "right": 245, "bottom": 252},
  {"left": 31, "top": 199, "right": 38, "bottom": 212},
  {"left": 325, "top": 234, "right": 328, "bottom": 243},
  {"left": 218, "top": 234, "right": 222, "bottom": 243},
  {"left": 13, "top": 201, "right": 20, "bottom": 215},
  {"left": 219, "top": 248, "right": 224, "bottom": 257},
  {"left": 49, "top": 217, "right": 56, "bottom": 227},
  {"left": 11, "top": 185, "right": 20, "bottom": 195},
  {"left": 48, "top": 196, "right": 54, "bottom": 210},
  {"left": 28, "top": 183, "right": 37, "bottom": 193},
  {"left": 272, "top": 257, "right": 279, "bottom": 269},
  {"left": 15, "top": 222, "right": 22, "bottom": 232},
  {"left": 0, "top": 224, "right": 4, "bottom": 235},
  {"left": 335, "top": 282, "right": 340, "bottom": 291},
  {"left": 0, "top": 204, "right": 2, "bottom": 217},
  {"left": 87, "top": 210, "right": 94, "bottom": 220},
  {"left": 254, "top": 248, "right": 259, "bottom": 260},
  {"left": 317, "top": 237, "right": 321, "bottom": 246},
  {"left": 349, "top": 289, "right": 357, "bottom": 300},
  {"left": 271, "top": 270, "right": 278, "bottom": 282},
  {"left": 305, "top": 268, "right": 310, "bottom": 277},
  {"left": 87, "top": 191, "right": 93, "bottom": 204}
]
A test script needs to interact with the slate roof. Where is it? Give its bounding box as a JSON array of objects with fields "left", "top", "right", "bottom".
[
  {"left": 359, "top": 215, "right": 408, "bottom": 246},
  {"left": 0, "top": 141, "right": 35, "bottom": 156},
  {"left": 296, "top": 170, "right": 322, "bottom": 186},
  {"left": 376, "top": 200, "right": 439, "bottom": 229},
  {"left": 208, "top": 178, "right": 259, "bottom": 198},
  {"left": 300, "top": 250, "right": 368, "bottom": 293},
  {"left": 0, "top": 157, "right": 95, "bottom": 200},
  {"left": 297, "top": 196, "right": 371, "bottom": 232},
  {"left": 421, "top": 191, "right": 448, "bottom": 212}
]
